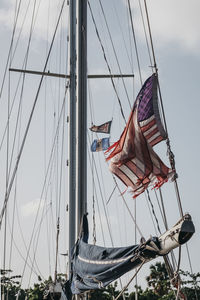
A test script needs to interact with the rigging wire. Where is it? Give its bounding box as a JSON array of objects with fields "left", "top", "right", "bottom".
[
  {"left": 87, "top": 71, "right": 116, "bottom": 246},
  {"left": 154, "top": 189, "right": 167, "bottom": 229},
  {"left": 0, "top": 0, "right": 66, "bottom": 230},
  {"left": 0, "top": 0, "right": 55, "bottom": 158},
  {"left": 10, "top": 0, "right": 33, "bottom": 64},
  {"left": 3, "top": 5, "right": 17, "bottom": 292},
  {"left": 0, "top": 0, "right": 34, "bottom": 157},
  {"left": 127, "top": 0, "right": 142, "bottom": 86},
  {"left": 87, "top": 80, "right": 125, "bottom": 247},
  {"left": 112, "top": 1, "right": 134, "bottom": 74},
  {"left": 114, "top": 260, "right": 146, "bottom": 300},
  {"left": 112, "top": 175, "right": 144, "bottom": 238},
  {"left": 98, "top": 0, "right": 132, "bottom": 109},
  {"left": 134, "top": 198, "right": 138, "bottom": 300},
  {"left": 0, "top": 0, "right": 23, "bottom": 100},
  {"left": 87, "top": 141, "right": 106, "bottom": 245},
  {"left": 88, "top": 137, "right": 114, "bottom": 245},
  {"left": 26, "top": 82, "right": 69, "bottom": 287},
  {"left": 87, "top": 138, "right": 126, "bottom": 300},
  {"left": 5, "top": 223, "right": 40, "bottom": 277},
  {"left": 142, "top": 0, "right": 184, "bottom": 218},
  {"left": 137, "top": 0, "right": 153, "bottom": 68},
  {"left": 7, "top": 88, "right": 44, "bottom": 282},
  {"left": 7, "top": 205, "right": 45, "bottom": 280},
  {"left": 145, "top": 192, "right": 159, "bottom": 236},
  {"left": 157, "top": 189, "right": 177, "bottom": 271},
  {"left": 9, "top": 88, "right": 45, "bottom": 279},
  {"left": 126, "top": 2, "right": 135, "bottom": 78},
  {"left": 44, "top": 0, "right": 52, "bottom": 277},
  {"left": 7, "top": 0, "right": 37, "bottom": 205},
  {"left": 142, "top": 2, "right": 196, "bottom": 298},
  {"left": 2, "top": 46, "right": 11, "bottom": 300},
  {"left": 146, "top": 189, "right": 161, "bottom": 234},
  {"left": 55, "top": 87, "right": 66, "bottom": 283},
  {"left": 88, "top": 0, "right": 126, "bottom": 124}
]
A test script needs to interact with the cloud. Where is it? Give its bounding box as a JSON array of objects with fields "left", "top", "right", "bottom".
[
  {"left": 128, "top": 0, "right": 200, "bottom": 55},
  {"left": 0, "top": 0, "right": 67, "bottom": 41},
  {"left": 21, "top": 198, "right": 45, "bottom": 217}
]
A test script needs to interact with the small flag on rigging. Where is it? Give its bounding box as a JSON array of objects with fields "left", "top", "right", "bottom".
[
  {"left": 90, "top": 120, "right": 112, "bottom": 134},
  {"left": 106, "top": 73, "right": 174, "bottom": 198},
  {"left": 91, "top": 138, "right": 110, "bottom": 152}
]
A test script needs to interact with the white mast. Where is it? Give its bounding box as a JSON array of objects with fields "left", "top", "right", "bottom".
[
  {"left": 76, "top": 0, "right": 87, "bottom": 237},
  {"left": 68, "top": 0, "right": 87, "bottom": 279},
  {"left": 68, "top": 0, "right": 77, "bottom": 278}
]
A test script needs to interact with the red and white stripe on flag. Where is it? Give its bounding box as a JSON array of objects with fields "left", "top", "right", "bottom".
[
  {"left": 139, "top": 115, "right": 165, "bottom": 147},
  {"left": 106, "top": 106, "right": 173, "bottom": 198},
  {"left": 106, "top": 73, "right": 175, "bottom": 198}
]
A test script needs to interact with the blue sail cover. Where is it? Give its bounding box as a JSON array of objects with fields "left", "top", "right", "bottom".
[
  {"left": 71, "top": 239, "right": 142, "bottom": 294},
  {"left": 66, "top": 215, "right": 162, "bottom": 297}
]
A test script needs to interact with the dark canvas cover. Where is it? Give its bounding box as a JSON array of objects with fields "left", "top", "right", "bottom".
[{"left": 66, "top": 215, "right": 161, "bottom": 296}]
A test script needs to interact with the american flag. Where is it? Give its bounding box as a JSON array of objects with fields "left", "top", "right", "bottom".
[
  {"left": 137, "top": 73, "right": 167, "bottom": 146},
  {"left": 106, "top": 74, "right": 173, "bottom": 198}
]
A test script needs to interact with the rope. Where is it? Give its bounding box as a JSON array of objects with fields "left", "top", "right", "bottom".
[
  {"left": 87, "top": 142, "right": 106, "bottom": 245},
  {"left": 137, "top": 0, "right": 153, "bottom": 68},
  {"left": 98, "top": 0, "right": 132, "bottom": 109},
  {"left": 0, "top": 0, "right": 66, "bottom": 230},
  {"left": 143, "top": 0, "right": 157, "bottom": 73},
  {"left": 106, "top": 185, "right": 117, "bottom": 205},
  {"left": 112, "top": 1, "right": 134, "bottom": 73},
  {"left": 0, "top": 0, "right": 23, "bottom": 100},
  {"left": 112, "top": 175, "right": 144, "bottom": 238},
  {"left": 158, "top": 189, "right": 168, "bottom": 230},
  {"left": 87, "top": 79, "right": 97, "bottom": 245},
  {"left": 127, "top": 0, "right": 142, "bottom": 85},
  {"left": 92, "top": 194, "right": 96, "bottom": 245},
  {"left": 54, "top": 92, "right": 66, "bottom": 282},
  {"left": 26, "top": 82, "right": 69, "bottom": 286},
  {"left": 114, "top": 260, "right": 146, "bottom": 300},
  {"left": 134, "top": 198, "right": 139, "bottom": 300},
  {"left": 146, "top": 189, "right": 161, "bottom": 234},
  {"left": 143, "top": 0, "right": 185, "bottom": 222},
  {"left": 54, "top": 219, "right": 60, "bottom": 283},
  {"left": 88, "top": 0, "right": 126, "bottom": 124},
  {"left": 89, "top": 140, "right": 114, "bottom": 245},
  {"left": 145, "top": 192, "right": 158, "bottom": 235}
]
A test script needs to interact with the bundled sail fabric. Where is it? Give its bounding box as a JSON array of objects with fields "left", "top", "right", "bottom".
[
  {"left": 66, "top": 215, "right": 161, "bottom": 297},
  {"left": 90, "top": 120, "right": 112, "bottom": 134},
  {"left": 106, "top": 73, "right": 173, "bottom": 198},
  {"left": 91, "top": 138, "right": 110, "bottom": 152}
]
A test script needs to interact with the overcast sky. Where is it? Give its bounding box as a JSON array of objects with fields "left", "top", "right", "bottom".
[{"left": 0, "top": 0, "right": 199, "bottom": 291}]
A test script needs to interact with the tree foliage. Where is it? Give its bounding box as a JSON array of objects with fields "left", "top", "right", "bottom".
[{"left": 1, "top": 263, "right": 200, "bottom": 299}]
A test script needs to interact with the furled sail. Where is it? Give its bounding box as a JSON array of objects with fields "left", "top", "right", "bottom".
[
  {"left": 106, "top": 73, "right": 174, "bottom": 198},
  {"left": 66, "top": 215, "right": 161, "bottom": 297},
  {"left": 65, "top": 214, "right": 194, "bottom": 299}
]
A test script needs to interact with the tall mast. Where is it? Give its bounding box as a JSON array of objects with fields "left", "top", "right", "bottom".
[
  {"left": 76, "top": 0, "right": 87, "bottom": 235},
  {"left": 68, "top": 0, "right": 77, "bottom": 277}
]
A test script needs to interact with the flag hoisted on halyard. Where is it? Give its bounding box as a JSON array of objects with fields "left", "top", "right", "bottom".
[
  {"left": 91, "top": 138, "right": 110, "bottom": 152},
  {"left": 138, "top": 74, "right": 167, "bottom": 147},
  {"left": 106, "top": 73, "right": 174, "bottom": 198},
  {"left": 90, "top": 120, "right": 112, "bottom": 134}
]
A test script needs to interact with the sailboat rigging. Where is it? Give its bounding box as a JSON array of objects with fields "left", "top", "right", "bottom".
[{"left": 0, "top": 0, "right": 197, "bottom": 299}]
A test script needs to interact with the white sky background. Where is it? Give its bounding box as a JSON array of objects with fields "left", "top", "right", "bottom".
[{"left": 0, "top": 0, "right": 199, "bottom": 292}]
